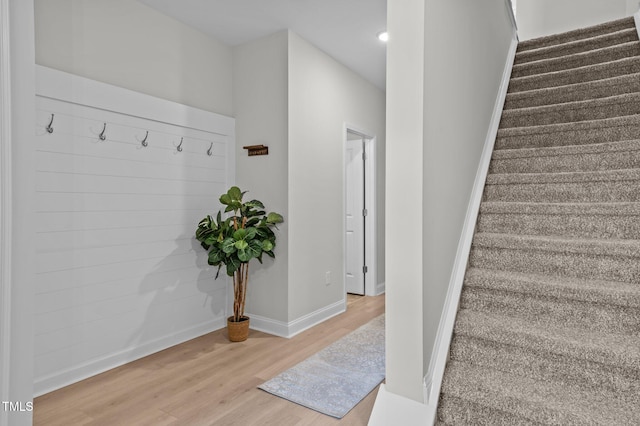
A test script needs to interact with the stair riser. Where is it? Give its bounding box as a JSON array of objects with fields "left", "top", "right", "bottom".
[
  {"left": 461, "top": 287, "right": 640, "bottom": 336},
  {"left": 499, "top": 99, "right": 640, "bottom": 128},
  {"left": 495, "top": 122, "right": 640, "bottom": 150},
  {"left": 512, "top": 43, "right": 640, "bottom": 79},
  {"left": 504, "top": 76, "right": 640, "bottom": 110},
  {"left": 515, "top": 31, "right": 639, "bottom": 65},
  {"left": 490, "top": 149, "right": 640, "bottom": 174},
  {"left": 450, "top": 334, "right": 640, "bottom": 396},
  {"left": 438, "top": 396, "right": 539, "bottom": 426},
  {"left": 518, "top": 18, "right": 635, "bottom": 52},
  {"left": 508, "top": 59, "right": 640, "bottom": 93},
  {"left": 470, "top": 246, "right": 640, "bottom": 283},
  {"left": 477, "top": 212, "right": 640, "bottom": 239}
]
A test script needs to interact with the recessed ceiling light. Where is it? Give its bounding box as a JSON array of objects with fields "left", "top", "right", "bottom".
[{"left": 377, "top": 31, "right": 388, "bottom": 42}]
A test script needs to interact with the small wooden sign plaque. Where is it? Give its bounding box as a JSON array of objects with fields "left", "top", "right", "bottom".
[{"left": 243, "top": 144, "right": 269, "bottom": 156}]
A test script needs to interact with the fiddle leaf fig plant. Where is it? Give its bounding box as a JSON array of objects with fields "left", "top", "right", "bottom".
[{"left": 196, "top": 186, "right": 283, "bottom": 322}]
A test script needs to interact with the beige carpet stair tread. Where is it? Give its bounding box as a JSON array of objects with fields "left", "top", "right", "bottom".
[
  {"left": 486, "top": 167, "right": 640, "bottom": 185},
  {"left": 453, "top": 309, "right": 640, "bottom": 369},
  {"left": 496, "top": 114, "right": 640, "bottom": 145},
  {"left": 493, "top": 139, "right": 640, "bottom": 159},
  {"left": 473, "top": 232, "right": 640, "bottom": 258},
  {"left": 508, "top": 56, "right": 640, "bottom": 93},
  {"left": 480, "top": 201, "right": 640, "bottom": 215},
  {"left": 477, "top": 202, "right": 640, "bottom": 239},
  {"left": 490, "top": 140, "right": 640, "bottom": 174},
  {"left": 517, "top": 16, "right": 635, "bottom": 52},
  {"left": 499, "top": 92, "right": 640, "bottom": 128},
  {"left": 464, "top": 267, "right": 640, "bottom": 308},
  {"left": 440, "top": 360, "right": 640, "bottom": 425},
  {"left": 504, "top": 73, "right": 640, "bottom": 110},
  {"left": 511, "top": 41, "right": 640, "bottom": 78},
  {"left": 515, "top": 28, "right": 639, "bottom": 65}
]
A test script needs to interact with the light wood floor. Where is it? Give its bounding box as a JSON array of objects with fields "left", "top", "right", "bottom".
[{"left": 34, "top": 294, "right": 385, "bottom": 425}]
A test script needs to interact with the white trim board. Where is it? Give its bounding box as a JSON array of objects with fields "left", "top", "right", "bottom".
[
  {"left": 634, "top": 9, "right": 640, "bottom": 39},
  {"left": 36, "top": 65, "right": 234, "bottom": 136},
  {"left": 248, "top": 298, "right": 345, "bottom": 339},
  {"left": 422, "top": 31, "right": 519, "bottom": 417}
]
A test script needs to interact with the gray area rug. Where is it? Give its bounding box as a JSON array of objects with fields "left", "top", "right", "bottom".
[
  {"left": 437, "top": 16, "right": 640, "bottom": 424},
  {"left": 258, "top": 314, "right": 384, "bottom": 418}
]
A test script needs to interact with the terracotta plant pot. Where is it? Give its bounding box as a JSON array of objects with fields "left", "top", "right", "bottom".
[{"left": 227, "top": 316, "right": 250, "bottom": 342}]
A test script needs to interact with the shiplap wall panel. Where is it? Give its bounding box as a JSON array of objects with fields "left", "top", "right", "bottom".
[{"left": 33, "top": 66, "right": 234, "bottom": 395}]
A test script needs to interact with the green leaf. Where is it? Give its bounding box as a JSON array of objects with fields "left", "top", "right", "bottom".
[
  {"left": 234, "top": 239, "right": 248, "bottom": 250},
  {"left": 219, "top": 194, "right": 231, "bottom": 205},
  {"left": 245, "top": 227, "right": 257, "bottom": 240},
  {"left": 248, "top": 239, "right": 262, "bottom": 256},
  {"left": 208, "top": 249, "right": 225, "bottom": 265},
  {"left": 237, "top": 248, "right": 251, "bottom": 262},
  {"left": 227, "top": 186, "right": 242, "bottom": 202},
  {"left": 261, "top": 240, "right": 273, "bottom": 252},
  {"left": 266, "top": 212, "right": 284, "bottom": 224},
  {"left": 222, "top": 238, "right": 236, "bottom": 254},
  {"left": 226, "top": 256, "right": 241, "bottom": 276},
  {"left": 233, "top": 228, "right": 247, "bottom": 241},
  {"left": 245, "top": 199, "right": 265, "bottom": 209}
]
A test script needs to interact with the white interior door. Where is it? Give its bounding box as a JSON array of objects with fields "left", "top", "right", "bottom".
[{"left": 345, "top": 135, "right": 365, "bottom": 295}]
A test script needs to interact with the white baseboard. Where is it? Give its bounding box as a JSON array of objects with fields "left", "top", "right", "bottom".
[
  {"left": 34, "top": 317, "right": 226, "bottom": 397},
  {"left": 368, "top": 384, "right": 434, "bottom": 426},
  {"left": 634, "top": 10, "right": 640, "bottom": 39},
  {"left": 422, "top": 31, "right": 519, "bottom": 411},
  {"left": 248, "top": 299, "right": 346, "bottom": 339},
  {"left": 376, "top": 281, "right": 386, "bottom": 295}
]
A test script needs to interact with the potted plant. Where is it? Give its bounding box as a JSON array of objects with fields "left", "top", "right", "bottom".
[{"left": 195, "top": 186, "right": 283, "bottom": 342}]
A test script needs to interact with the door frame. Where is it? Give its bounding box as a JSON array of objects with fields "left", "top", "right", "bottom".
[{"left": 343, "top": 123, "right": 378, "bottom": 297}]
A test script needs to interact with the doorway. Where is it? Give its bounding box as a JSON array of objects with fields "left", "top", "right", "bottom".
[{"left": 344, "top": 126, "right": 377, "bottom": 297}]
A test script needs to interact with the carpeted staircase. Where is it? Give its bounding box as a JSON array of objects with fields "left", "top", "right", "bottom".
[{"left": 437, "top": 17, "right": 640, "bottom": 425}]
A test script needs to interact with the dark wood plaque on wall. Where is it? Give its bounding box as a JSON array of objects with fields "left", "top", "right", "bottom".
[{"left": 243, "top": 145, "right": 269, "bottom": 156}]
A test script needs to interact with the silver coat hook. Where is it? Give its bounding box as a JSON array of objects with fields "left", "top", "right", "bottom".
[
  {"left": 98, "top": 123, "right": 107, "bottom": 141},
  {"left": 177, "top": 137, "right": 183, "bottom": 152},
  {"left": 207, "top": 142, "right": 213, "bottom": 156},
  {"left": 141, "top": 131, "right": 149, "bottom": 147},
  {"left": 46, "top": 114, "right": 55, "bottom": 134}
]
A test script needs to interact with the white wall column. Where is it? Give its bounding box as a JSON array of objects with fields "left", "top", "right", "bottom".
[
  {"left": 384, "top": 0, "right": 426, "bottom": 402},
  {"left": 1, "top": 1, "right": 35, "bottom": 425}
]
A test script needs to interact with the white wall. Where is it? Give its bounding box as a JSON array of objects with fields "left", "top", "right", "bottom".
[
  {"left": 34, "top": 0, "right": 234, "bottom": 116},
  {"left": 233, "top": 30, "right": 386, "bottom": 332},
  {"left": 3, "top": 1, "right": 36, "bottom": 424},
  {"left": 422, "top": 0, "right": 514, "bottom": 378},
  {"left": 384, "top": 0, "right": 426, "bottom": 403},
  {"left": 383, "top": 0, "right": 514, "bottom": 407},
  {"left": 233, "top": 31, "right": 290, "bottom": 323},
  {"left": 287, "top": 31, "right": 386, "bottom": 321},
  {"left": 32, "top": 68, "right": 235, "bottom": 396},
  {"left": 517, "top": 0, "right": 637, "bottom": 40}
]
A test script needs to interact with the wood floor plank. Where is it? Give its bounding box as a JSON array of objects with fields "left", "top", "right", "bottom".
[{"left": 34, "top": 294, "right": 384, "bottom": 425}]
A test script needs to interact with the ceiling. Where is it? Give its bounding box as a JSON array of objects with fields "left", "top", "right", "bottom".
[{"left": 138, "top": 0, "right": 387, "bottom": 90}]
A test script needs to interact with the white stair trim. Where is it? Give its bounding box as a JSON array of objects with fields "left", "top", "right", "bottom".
[
  {"left": 634, "top": 9, "right": 640, "bottom": 40},
  {"left": 422, "top": 30, "right": 519, "bottom": 418}
]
